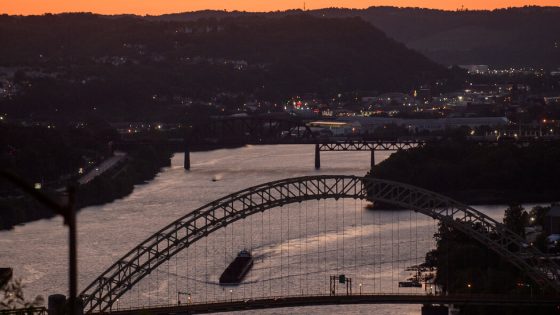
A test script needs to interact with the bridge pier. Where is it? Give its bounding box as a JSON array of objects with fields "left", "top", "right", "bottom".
[
  {"left": 370, "top": 149, "right": 375, "bottom": 171},
  {"left": 315, "top": 144, "right": 321, "bottom": 169},
  {"left": 184, "top": 143, "right": 190, "bottom": 170},
  {"left": 421, "top": 305, "right": 449, "bottom": 315}
]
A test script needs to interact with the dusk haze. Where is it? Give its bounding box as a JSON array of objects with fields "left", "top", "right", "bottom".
[
  {"left": 1, "top": 1, "right": 560, "bottom": 315},
  {"left": 2, "top": 0, "right": 560, "bottom": 14}
]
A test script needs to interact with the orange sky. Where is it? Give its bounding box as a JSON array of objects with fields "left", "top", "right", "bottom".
[{"left": 0, "top": 0, "right": 558, "bottom": 15}]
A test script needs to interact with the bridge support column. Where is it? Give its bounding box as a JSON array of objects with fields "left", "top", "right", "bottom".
[
  {"left": 315, "top": 144, "right": 321, "bottom": 169},
  {"left": 421, "top": 305, "right": 449, "bottom": 315},
  {"left": 184, "top": 143, "right": 190, "bottom": 170},
  {"left": 370, "top": 149, "right": 375, "bottom": 171}
]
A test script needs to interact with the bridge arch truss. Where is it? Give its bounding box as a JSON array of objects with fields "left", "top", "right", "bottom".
[{"left": 80, "top": 175, "right": 560, "bottom": 313}]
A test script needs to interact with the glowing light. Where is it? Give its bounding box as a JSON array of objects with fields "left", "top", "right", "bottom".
[{"left": 4, "top": 1, "right": 560, "bottom": 15}]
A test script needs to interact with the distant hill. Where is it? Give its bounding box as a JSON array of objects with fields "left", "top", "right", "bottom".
[
  {"left": 0, "top": 14, "right": 446, "bottom": 120},
  {"left": 151, "top": 6, "right": 560, "bottom": 68}
]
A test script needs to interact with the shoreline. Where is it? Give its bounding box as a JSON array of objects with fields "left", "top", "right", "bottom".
[
  {"left": 5, "top": 142, "right": 558, "bottom": 229},
  {"left": 0, "top": 145, "right": 172, "bottom": 231},
  {"left": 0, "top": 143, "right": 247, "bottom": 230}
]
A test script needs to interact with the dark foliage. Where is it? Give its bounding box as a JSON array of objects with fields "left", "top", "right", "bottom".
[
  {"left": 428, "top": 207, "right": 557, "bottom": 315},
  {"left": 0, "top": 13, "right": 447, "bottom": 121},
  {"left": 0, "top": 123, "right": 172, "bottom": 230},
  {"left": 157, "top": 7, "right": 560, "bottom": 67},
  {"left": 370, "top": 140, "right": 560, "bottom": 204}
]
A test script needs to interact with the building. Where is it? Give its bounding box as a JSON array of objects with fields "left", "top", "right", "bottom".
[
  {"left": 336, "top": 116, "right": 509, "bottom": 134},
  {"left": 459, "top": 64, "right": 490, "bottom": 74},
  {"left": 544, "top": 206, "right": 560, "bottom": 235},
  {"left": 307, "top": 121, "right": 359, "bottom": 136}
]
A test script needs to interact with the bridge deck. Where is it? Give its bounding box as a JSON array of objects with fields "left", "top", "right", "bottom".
[
  {"left": 318, "top": 140, "right": 426, "bottom": 151},
  {"left": 100, "top": 294, "right": 560, "bottom": 314}
]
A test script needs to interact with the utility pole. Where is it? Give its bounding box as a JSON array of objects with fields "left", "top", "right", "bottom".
[
  {"left": 0, "top": 171, "right": 78, "bottom": 314},
  {"left": 66, "top": 186, "right": 77, "bottom": 315}
]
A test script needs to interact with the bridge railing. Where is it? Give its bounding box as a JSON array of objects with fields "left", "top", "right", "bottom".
[
  {"left": 95, "top": 292, "right": 560, "bottom": 314},
  {"left": 0, "top": 307, "right": 48, "bottom": 315}
]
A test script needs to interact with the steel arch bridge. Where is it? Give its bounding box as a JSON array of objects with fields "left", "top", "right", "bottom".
[{"left": 79, "top": 175, "right": 560, "bottom": 313}]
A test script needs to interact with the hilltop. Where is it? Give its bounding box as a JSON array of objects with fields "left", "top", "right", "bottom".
[
  {"left": 0, "top": 14, "right": 446, "bottom": 120},
  {"left": 152, "top": 6, "right": 560, "bottom": 67}
]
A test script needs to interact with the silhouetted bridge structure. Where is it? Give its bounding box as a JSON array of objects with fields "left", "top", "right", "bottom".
[
  {"left": 313, "top": 140, "right": 426, "bottom": 169},
  {"left": 183, "top": 139, "right": 426, "bottom": 170},
  {"left": 188, "top": 114, "right": 316, "bottom": 145},
  {"left": 102, "top": 294, "right": 560, "bottom": 314},
  {"left": 78, "top": 175, "right": 560, "bottom": 314},
  {"left": 182, "top": 114, "right": 557, "bottom": 170},
  {"left": 183, "top": 114, "right": 429, "bottom": 169}
]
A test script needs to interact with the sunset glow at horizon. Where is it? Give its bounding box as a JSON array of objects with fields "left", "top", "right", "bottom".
[{"left": 1, "top": 0, "right": 559, "bottom": 16}]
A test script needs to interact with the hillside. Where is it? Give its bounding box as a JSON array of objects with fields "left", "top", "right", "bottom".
[
  {"left": 153, "top": 6, "right": 560, "bottom": 68},
  {"left": 326, "top": 6, "right": 560, "bottom": 68},
  {"left": 369, "top": 140, "right": 560, "bottom": 205},
  {"left": 0, "top": 14, "right": 447, "bottom": 120}
]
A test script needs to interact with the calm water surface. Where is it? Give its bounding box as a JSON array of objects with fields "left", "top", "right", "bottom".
[{"left": 0, "top": 145, "right": 510, "bottom": 314}]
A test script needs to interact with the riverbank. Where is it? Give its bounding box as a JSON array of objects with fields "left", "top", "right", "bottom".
[
  {"left": 75, "top": 144, "right": 172, "bottom": 208},
  {"left": 0, "top": 144, "right": 172, "bottom": 230},
  {"left": 367, "top": 140, "right": 560, "bottom": 208}
]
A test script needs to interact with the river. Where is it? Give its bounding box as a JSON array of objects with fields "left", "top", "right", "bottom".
[{"left": 0, "top": 145, "right": 510, "bottom": 314}]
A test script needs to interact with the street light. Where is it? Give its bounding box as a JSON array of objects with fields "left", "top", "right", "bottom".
[
  {"left": 359, "top": 283, "right": 362, "bottom": 295},
  {"left": 229, "top": 289, "right": 233, "bottom": 302},
  {"left": 177, "top": 291, "right": 189, "bottom": 305}
]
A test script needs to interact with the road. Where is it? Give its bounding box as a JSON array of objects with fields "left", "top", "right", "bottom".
[
  {"left": 100, "top": 294, "right": 560, "bottom": 314},
  {"left": 78, "top": 152, "right": 127, "bottom": 185}
]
